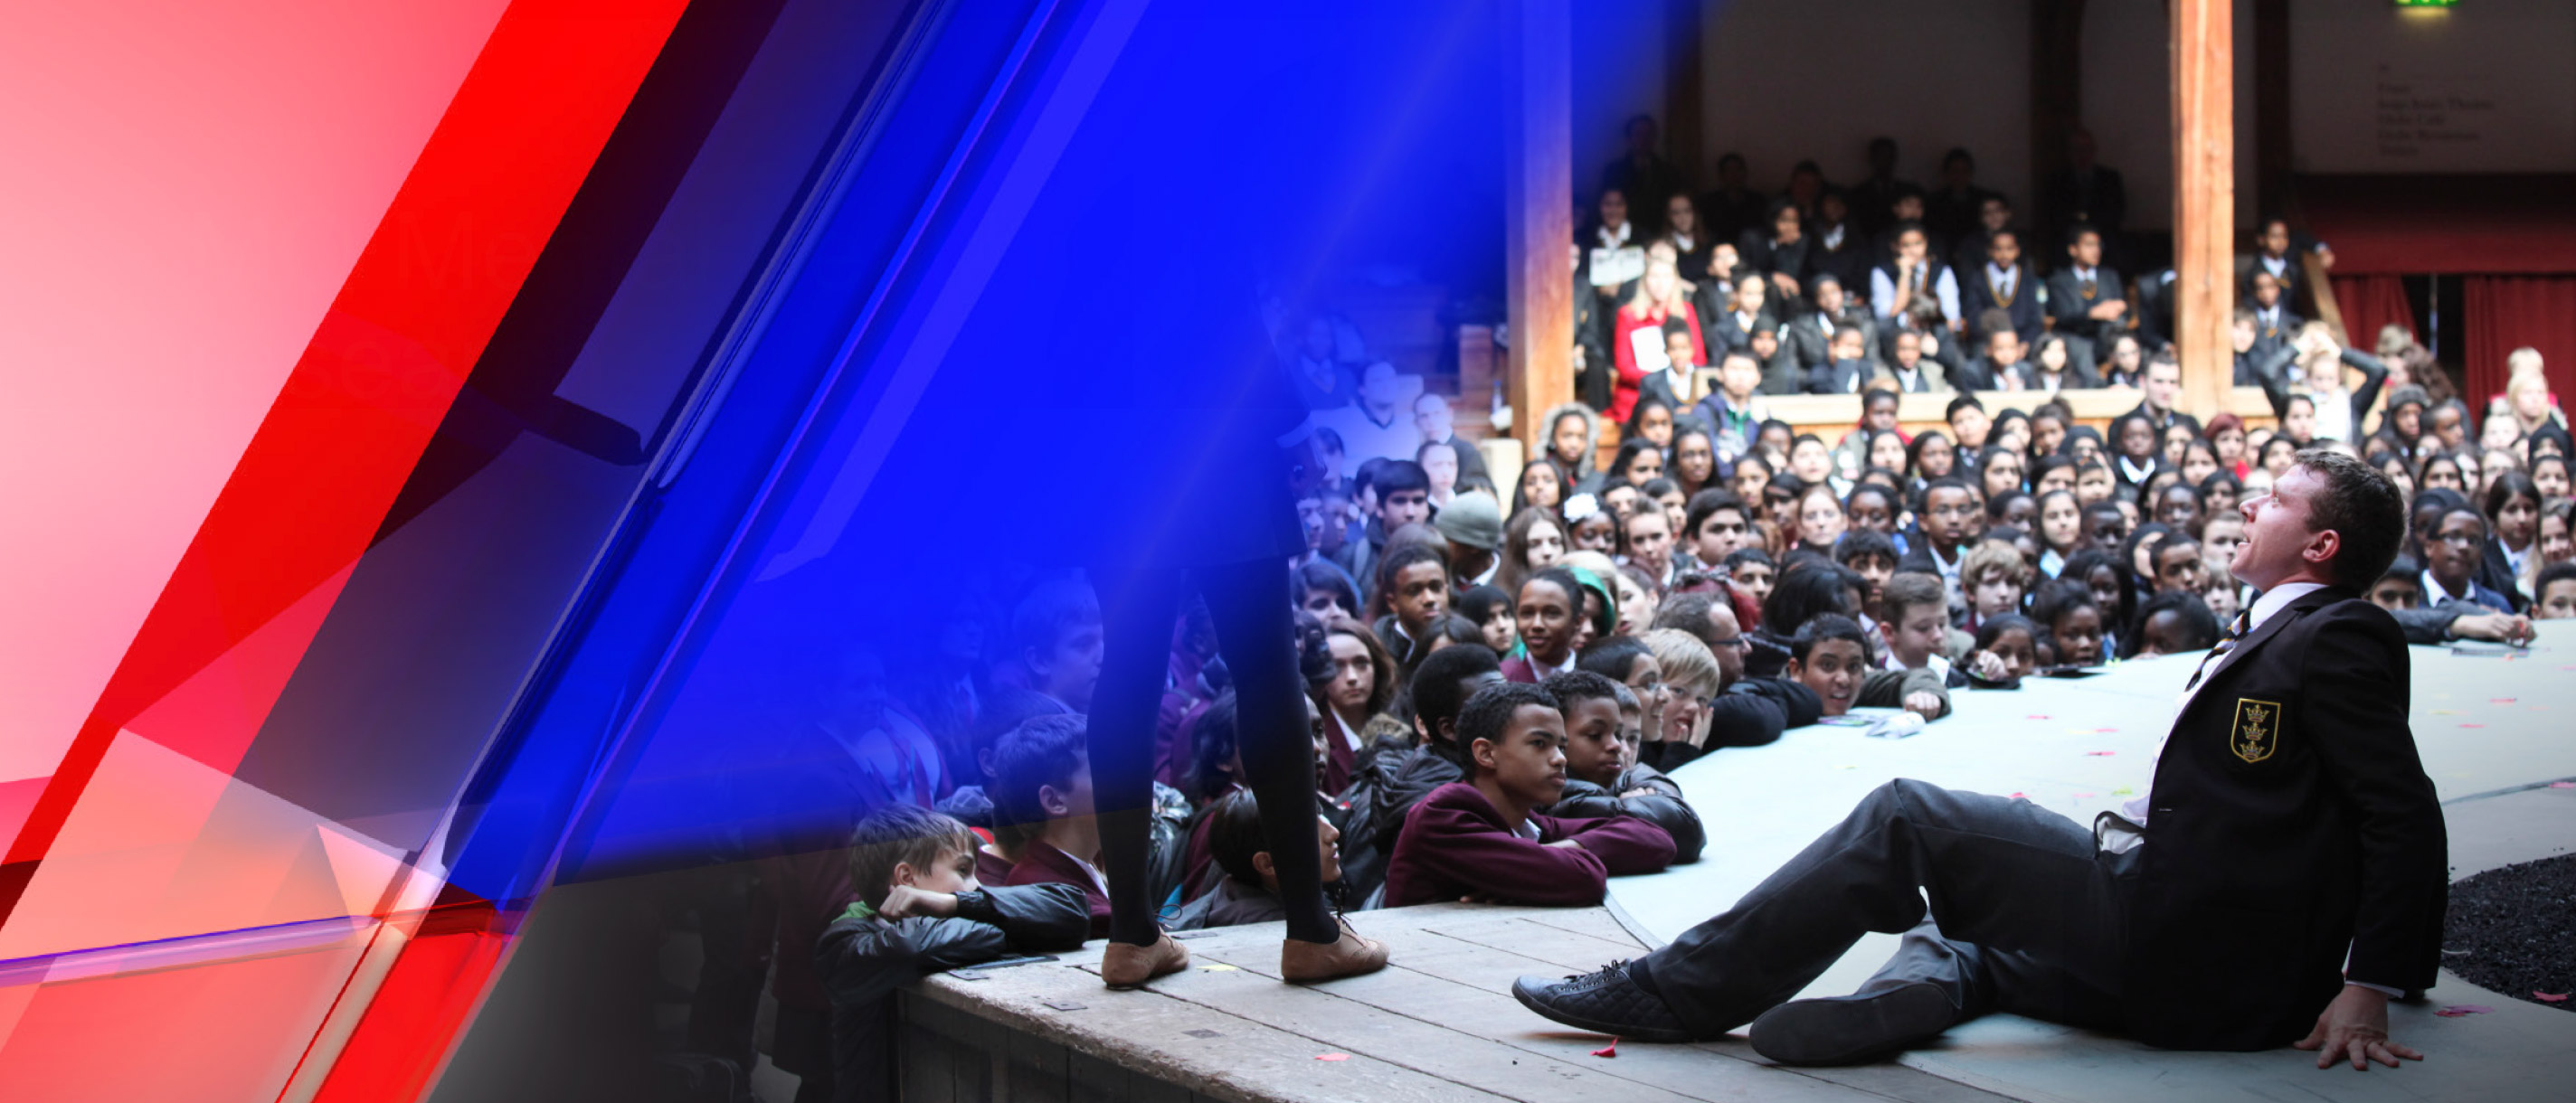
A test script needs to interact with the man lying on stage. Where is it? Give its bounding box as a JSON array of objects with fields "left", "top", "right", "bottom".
[{"left": 1512, "top": 450, "right": 2448, "bottom": 1073}]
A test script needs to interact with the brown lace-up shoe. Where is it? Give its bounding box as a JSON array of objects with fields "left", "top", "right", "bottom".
[
  {"left": 1100, "top": 932, "right": 1189, "bottom": 989},
  {"left": 1280, "top": 915, "right": 1388, "bottom": 983}
]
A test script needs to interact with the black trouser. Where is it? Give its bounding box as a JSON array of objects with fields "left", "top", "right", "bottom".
[
  {"left": 1634, "top": 779, "right": 2134, "bottom": 1034},
  {"left": 1088, "top": 557, "right": 1335, "bottom": 947}
]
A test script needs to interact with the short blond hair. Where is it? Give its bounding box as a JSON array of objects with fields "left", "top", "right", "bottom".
[
  {"left": 2506, "top": 347, "right": 2544, "bottom": 379},
  {"left": 1960, "top": 540, "right": 2028, "bottom": 589},
  {"left": 1641, "top": 627, "right": 1720, "bottom": 700}
]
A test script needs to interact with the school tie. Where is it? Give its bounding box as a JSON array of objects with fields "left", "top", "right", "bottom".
[{"left": 2184, "top": 609, "right": 2254, "bottom": 693}]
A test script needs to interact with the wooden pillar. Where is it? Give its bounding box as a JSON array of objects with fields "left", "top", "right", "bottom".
[
  {"left": 2171, "top": 0, "right": 2232, "bottom": 420},
  {"left": 1506, "top": 0, "right": 1574, "bottom": 453},
  {"left": 1663, "top": 0, "right": 1705, "bottom": 189}
]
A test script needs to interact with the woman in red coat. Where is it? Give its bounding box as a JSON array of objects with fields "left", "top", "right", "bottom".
[{"left": 1610, "top": 251, "right": 1706, "bottom": 422}]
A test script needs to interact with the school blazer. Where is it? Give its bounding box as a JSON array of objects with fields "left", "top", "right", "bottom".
[{"left": 2124, "top": 588, "right": 2446, "bottom": 1051}]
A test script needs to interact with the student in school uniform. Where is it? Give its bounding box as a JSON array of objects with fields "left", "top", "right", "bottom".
[
  {"left": 1380, "top": 682, "right": 1676, "bottom": 908},
  {"left": 1540, "top": 671, "right": 1707, "bottom": 864},
  {"left": 816, "top": 805, "right": 1092, "bottom": 1103},
  {"left": 993, "top": 714, "right": 1114, "bottom": 937},
  {"left": 1334, "top": 644, "right": 1506, "bottom": 901},
  {"left": 1172, "top": 789, "right": 1350, "bottom": 930},
  {"left": 2045, "top": 226, "right": 2129, "bottom": 367}
]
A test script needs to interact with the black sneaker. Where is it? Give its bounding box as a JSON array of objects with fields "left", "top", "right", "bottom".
[
  {"left": 1747, "top": 982, "right": 1958, "bottom": 1066},
  {"left": 1511, "top": 960, "right": 1700, "bottom": 1043}
]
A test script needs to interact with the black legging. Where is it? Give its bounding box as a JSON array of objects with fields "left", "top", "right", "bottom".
[{"left": 1088, "top": 557, "right": 1336, "bottom": 946}]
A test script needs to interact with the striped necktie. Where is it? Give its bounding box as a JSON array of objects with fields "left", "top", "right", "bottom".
[{"left": 2184, "top": 609, "right": 2254, "bottom": 692}]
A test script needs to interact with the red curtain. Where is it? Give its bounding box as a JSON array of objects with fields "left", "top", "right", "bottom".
[
  {"left": 2463, "top": 276, "right": 2576, "bottom": 413},
  {"left": 2330, "top": 274, "right": 2417, "bottom": 353}
]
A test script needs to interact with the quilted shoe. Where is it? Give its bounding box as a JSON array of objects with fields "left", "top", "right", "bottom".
[{"left": 1511, "top": 960, "right": 1700, "bottom": 1043}]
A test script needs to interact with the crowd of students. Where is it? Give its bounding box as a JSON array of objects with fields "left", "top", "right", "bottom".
[{"left": 780, "top": 127, "right": 2576, "bottom": 1103}]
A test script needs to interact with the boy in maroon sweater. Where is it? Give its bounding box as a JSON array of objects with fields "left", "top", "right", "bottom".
[{"left": 1382, "top": 682, "right": 1676, "bottom": 908}]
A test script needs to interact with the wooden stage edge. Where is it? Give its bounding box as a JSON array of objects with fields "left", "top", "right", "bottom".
[{"left": 896, "top": 901, "right": 2014, "bottom": 1103}]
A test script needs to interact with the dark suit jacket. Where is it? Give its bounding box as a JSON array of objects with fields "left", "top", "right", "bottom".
[
  {"left": 2245, "top": 306, "right": 2303, "bottom": 349},
  {"left": 2235, "top": 253, "right": 2307, "bottom": 309},
  {"left": 1636, "top": 368, "right": 1690, "bottom": 413},
  {"left": 2126, "top": 588, "right": 2445, "bottom": 1050},
  {"left": 1804, "top": 225, "right": 1873, "bottom": 297},
  {"left": 1806, "top": 358, "right": 1875, "bottom": 395},
  {"left": 1958, "top": 262, "right": 2043, "bottom": 343},
  {"left": 1950, "top": 356, "right": 2003, "bottom": 393},
  {"left": 1704, "top": 304, "right": 1776, "bottom": 354},
  {"left": 2044, "top": 267, "right": 2128, "bottom": 347},
  {"left": 2233, "top": 342, "right": 2294, "bottom": 388}
]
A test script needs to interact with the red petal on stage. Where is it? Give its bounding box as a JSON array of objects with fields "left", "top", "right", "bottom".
[
  {"left": 2536, "top": 993, "right": 2570, "bottom": 1003},
  {"left": 1591, "top": 1039, "right": 1618, "bottom": 1057},
  {"left": 1314, "top": 1053, "right": 1350, "bottom": 1061}
]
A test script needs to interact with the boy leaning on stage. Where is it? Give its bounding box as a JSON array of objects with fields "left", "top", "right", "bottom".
[
  {"left": 1380, "top": 681, "right": 1675, "bottom": 909},
  {"left": 815, "top": 804, "right": 1091, "bottom": 1103}
]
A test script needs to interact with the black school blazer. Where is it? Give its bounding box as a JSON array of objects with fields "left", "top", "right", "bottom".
[{"left": 2125, "top": 587, "right": 2446, "bottom": 1051}]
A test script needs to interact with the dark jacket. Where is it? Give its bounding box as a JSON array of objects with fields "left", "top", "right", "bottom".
[
  {"left": 1333, "top": 739, "right": 1464, "bottom": 899},
  {"left": 1546, "top": 763, "right": 1707, "bottom": 864},
  {"left": 1170, "top": 875, "right": 1289, "bottom": 930},
  {"left": 815, "top": 883, "right": 1091, "bottom": 1103},
  {"left": 2043, "top": 266, "right": 2127, "bottom": 350},
  {"left": 1382, "top": 782, "right": 1676, "bottom": 908},
  {"left": 2233, "top": 340, "right": 2295, "bottom": 389},
  {"left": 1805, "top": 358, "right": 1876, "bottom": 396},
  {"left": 2125, "top": 588, "right": 2445, "bottom": 1050},
  {"left": 1958, "top": 262, "right": 2043, "bottom": 344}
]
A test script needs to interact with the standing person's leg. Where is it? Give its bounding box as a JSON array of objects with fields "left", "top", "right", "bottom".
[
  {"left": 1087, "top": 566, "right": 1186, "bottom": 949},
  {"left": 1516, "top": 780, "right": 2122, "bottom": 1041},
  {"left": 1198, "top": 556, "right": 1387, "bottom": 981},
  {"left": 1195, "top": 557, "right": 1335, "bottom": 944}
]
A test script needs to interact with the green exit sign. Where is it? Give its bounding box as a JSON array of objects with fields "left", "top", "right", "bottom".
[{"left": 2394, "top": 0, "right": 2458, "bottom": 7}]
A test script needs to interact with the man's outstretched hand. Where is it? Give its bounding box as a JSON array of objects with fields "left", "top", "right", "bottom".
[{"left": 2293, "top": 985, "right": 2424, "bottom": 1070}]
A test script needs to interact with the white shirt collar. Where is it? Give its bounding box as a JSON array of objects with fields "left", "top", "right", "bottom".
[
  {"left": 2420, "top": 568, "right": 2467, "bottom": 606},
  {"left": 1512, "top": 817, "right": 1543, "bottom": 841},
  {"left": 2074, "top": 265, "right": 2097, "bottom": 282},
  {"left": 1332, "top": 710, "right": 1364, "bottom": 752},
  {"left": 1988, "top": 262, "right": 2014, "bottom": 285},
  {"left": 2247, "top": 580, "right": 2329, "bottom": 632}
]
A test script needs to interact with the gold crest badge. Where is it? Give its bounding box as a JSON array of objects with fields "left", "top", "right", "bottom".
[{"left": 2231, "top": 698, "right": 2283, "bottom": 763}]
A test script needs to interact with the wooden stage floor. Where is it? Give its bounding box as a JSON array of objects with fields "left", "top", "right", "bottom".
[{"left": 898, "top": 901, "right": 2013, "bottom": 1103}]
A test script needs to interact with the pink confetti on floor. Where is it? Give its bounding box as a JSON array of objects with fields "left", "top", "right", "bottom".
[
  {"left": 2551, "top": 782, "right": 2575, "bottom": 789},
  {"left": 2073, "top": 792, "right": 2098, "bottom": 799},
  {"left": 2491, "top": 698, "right": 2517, "bottom": 704},
  {"left": 1591, "top": 1039, "right": 1619, "bottom": 1057},
  {"left": 2025, "top": 714, "right": 2051, "bottom": 720},
  {"left": 2461, "top": 723, "right": 2486, "bottom": 729},
  {"left": 2086, "top": 750, "right": 2117, "bottom": 756},
  {"left": 2536, "top": 992, "right": 2570, "bottom": 1003},
  {"left": 2433, "top": 1004, "right": 2495, "bottom": 1017},
  {"left": 1315, "top": 1052, "right": 1350, "bottom": 1061},
  {"left": 2008, "top": 792, "right": 2027, "bottom": 799}
]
